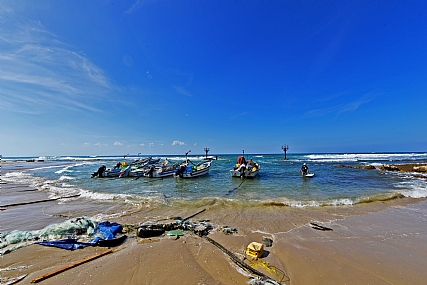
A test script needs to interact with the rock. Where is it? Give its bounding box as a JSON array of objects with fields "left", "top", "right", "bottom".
[
  {"left": 382, "top": 164, "right": 399, "bottom": 171},
  {"left": 365, "top": 165, "right": 376, "bottom": 170},
  {"left": 262, "top": 237, "right": 273, "bottom": 247},
  {"left": 413, "top": 166, "right": 427, "bottom": 172}
]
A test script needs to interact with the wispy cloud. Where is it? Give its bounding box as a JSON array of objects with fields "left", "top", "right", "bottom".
[
  {"left": 230, "top": 112, "right": 248, "bottom": 119},
  {"left": 173, "top": 86, "right": 192, "bottom": 97},
  {"left": 303, "top": 92, "right": 379, "bottom": 118},
  {"left": 0, "top": 16, "right": 114, "bottom": 114},
  {"left": 124, "top": 0, "right": 148, "bottom": 14}
]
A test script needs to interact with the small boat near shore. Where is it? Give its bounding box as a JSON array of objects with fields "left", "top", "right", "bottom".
[
  {"left": 230, "top": 156, "right": 260, "bottom": 178},
  {"left": 91, "top": 157, "right": 161, "bottom": 178},
  {"left": 174, "top": 161, "right": 211, "bottom": 178}
]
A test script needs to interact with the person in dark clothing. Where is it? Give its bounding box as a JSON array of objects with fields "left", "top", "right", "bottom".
[
  {"left": 91, "top": 165, "right": 106, "bottom": 178},
  {"left": 300, "top": 163, "right": 309, "bottom": 175}
]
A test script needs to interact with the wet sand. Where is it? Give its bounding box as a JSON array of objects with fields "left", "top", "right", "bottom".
[{"left": 1, "top": 164, "right": 427, "bottom": 284}]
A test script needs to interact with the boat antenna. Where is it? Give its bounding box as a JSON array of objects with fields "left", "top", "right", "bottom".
[{"left": 185, "top": 150, "right": 191, "bottom": 163}]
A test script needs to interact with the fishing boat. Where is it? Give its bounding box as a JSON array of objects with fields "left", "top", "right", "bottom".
[
  {"left": 115, "top": 157, "right": 161, "bottom": 178},
  {"left": 102, "top": 168, "right": 122, "bottom": 178},
  {"left": 230, "top": 157, "right": 260, "bottom": 178},
  {"left": 91, "top": 161, "right": 132, "bottom": 178},
  {"left": 174, "top": 161, "right": 211, "bottom": 178},
  {"left": 143, "top": 163, "right": 180, "bottom": 178},
  {"left": 128, "top": 158, "right": 174, "bottom": 178},
  {"left": 119, "top": 165, "right": 131, "bottom": 178}
]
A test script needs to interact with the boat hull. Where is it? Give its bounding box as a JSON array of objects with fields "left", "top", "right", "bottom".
[
  {"left": 151, "top": 170, "right": 176, "bottom": 178},
  {"left": 230, "top": 168, "right": 259, "bottom": 178}
]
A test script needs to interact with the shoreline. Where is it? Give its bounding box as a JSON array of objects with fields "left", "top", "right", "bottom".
[{"left": 1, "top": 164, "right": 427, "bottom": 284}]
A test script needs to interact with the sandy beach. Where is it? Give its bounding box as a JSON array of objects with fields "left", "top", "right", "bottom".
[{"left": 1, "top": 163, "right": 427, "bottom": 285}]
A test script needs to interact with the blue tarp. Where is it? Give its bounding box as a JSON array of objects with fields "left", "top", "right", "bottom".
[
  {"left": 96, "top": 221, "right": 122, "bottom": 240},
  {"left": 35, "top": 221, "right": 123, "bottom": 250},
  {"left": 35, "top": 238, "right": 93, "bottom": 250}
]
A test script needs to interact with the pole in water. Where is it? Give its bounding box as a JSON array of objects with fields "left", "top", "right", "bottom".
[{"left": 281, "top": 144, "right": 289, "bottom": 160}]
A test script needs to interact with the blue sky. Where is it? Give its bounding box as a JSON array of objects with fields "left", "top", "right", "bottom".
[{"left": 1, "top": 1, "right": 426, "bottom": 157}]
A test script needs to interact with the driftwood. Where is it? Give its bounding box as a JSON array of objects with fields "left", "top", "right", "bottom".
[
  {"left": 31, "top": 249, "right": 112, "bottom": 283},
  {"left": 0, "top": 194, "right": 80, "bottom": 208},
  {"left": 1, "top": 274, "right": 27, "bottom": 285}
]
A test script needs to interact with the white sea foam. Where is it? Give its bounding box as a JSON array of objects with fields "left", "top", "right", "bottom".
[
  {"left": 304, "top": 153, "right": 427, "bottom": 163},
  {"left": 396, "top": 179, "right": 427, "bottom": 198},
  {"left": 55, "top": 165, "right": 75, "bottom": 174},
  {"left": 58, "top": 175, "right": 75, "bottom": 181}
]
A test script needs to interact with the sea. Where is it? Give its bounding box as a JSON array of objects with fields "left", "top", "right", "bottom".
[{"left": 2, "top": 153, "right": 427, "bottom": 213}]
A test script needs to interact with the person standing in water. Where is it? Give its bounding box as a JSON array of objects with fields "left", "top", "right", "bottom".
[{"left": 300, "top": 163, "right": 309, "bottom": 175}]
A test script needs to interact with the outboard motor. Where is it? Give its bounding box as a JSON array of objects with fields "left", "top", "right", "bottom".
[
  {"left": 147, "top": 165, "right": 155, "bottom": 178},
  {"left": 175, "top": 165, "right": 186, "bottom": 178}
]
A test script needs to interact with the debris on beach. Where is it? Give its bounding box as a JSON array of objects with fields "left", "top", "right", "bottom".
[
  {"left": 248, "top": 276, "right": 282, "bottom": 285},
  {"left": 262, "top": 237, "right": 273, "bottom": 247},
  {"left": 247, "top": 258, "right": 288, "bottom": 285},
  {"left": 31, "top": 249, "right": 112, "bottom": 283},
  {"left": 0, "top": 194, "right": 81, "bottom": 208},
  {"left": 136, "top": 208, "right": 213, "bottom": 239},
  {"left": 137, "top": 218, "right": 214, "bottom": 238},
  {"left": 0, "top": 217, "right": 126, "bottom": 255},
  {"left": 309, "top": 222, "right": 333, "bottom": 231},
  {"left": 246, "top": 242, "right": 265, "bottom": 258},
  {"left": 203, "top": 236, "right": 287, "bottom": 284},
  {"left": 0, "top": 274, "right": 27, "bottom": 285},
  {"left": 35, "top": 221, "right": 126, "bottom": 250},
  {"left": 222, "top": 226, "right": 238, "bottom": 235}
]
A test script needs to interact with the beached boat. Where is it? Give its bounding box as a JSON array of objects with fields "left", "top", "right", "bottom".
[
  {"left": 174, "top": 161, "right": 211, "bottom": 178},
  {"left": 230, "top": 156, "right": 260, "bottom": 178}
]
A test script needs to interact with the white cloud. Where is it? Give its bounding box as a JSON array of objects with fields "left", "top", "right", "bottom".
[
  {"left": 149, "top": 143, "right": 154, "bottom": 147},
  {"left": 172, "top": 140, "right": 185, "bottom": 146},
  {"left": 114, "top": 142, "right": 123, "bottom": 146}
]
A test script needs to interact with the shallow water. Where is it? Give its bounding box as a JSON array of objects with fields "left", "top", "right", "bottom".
[{"left": 2, "top": 153, "right": 427, "bottom": 211}]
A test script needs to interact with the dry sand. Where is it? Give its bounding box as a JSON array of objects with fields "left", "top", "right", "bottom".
[{"left": 1, "top": 165, "right": 427, "bottom": 285}]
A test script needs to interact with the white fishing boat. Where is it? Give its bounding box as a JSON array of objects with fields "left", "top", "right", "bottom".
[
  {"left": 230, "top": 156, "right": 260, "bottom": 178},
  {"left": 144, "top": 163, "right": 179, "bottom": 178},
  {"left": 127, "top": 157, "right": 162, "bottom": 177},
  {"left": 174, "top": 161, "right": 211, "bottom": 178}
]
